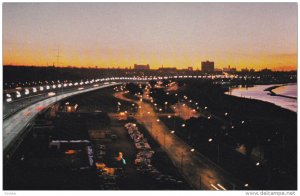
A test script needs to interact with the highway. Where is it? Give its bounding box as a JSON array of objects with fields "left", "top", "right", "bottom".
[
  {"left": 115, "top": 91, "right": 246, "bottom": 190},
  {"left": 3, "top": 83, "right": 120, "bottom": 159}
]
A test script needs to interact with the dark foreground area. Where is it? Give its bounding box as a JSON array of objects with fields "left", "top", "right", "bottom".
[{"left": 3, "top": 86, "right": 189, "bottom": 190}]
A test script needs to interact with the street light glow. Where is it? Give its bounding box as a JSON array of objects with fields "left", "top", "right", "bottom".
[{"left": 217, "top": 184, "right": 227, "bottom": 190}]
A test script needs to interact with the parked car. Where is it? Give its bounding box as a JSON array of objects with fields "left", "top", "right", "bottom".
[
  {"left": 135, "top": 142, "right": 151, "bottom": 150},
  {"left": 111, "top": 134, "right": 117, "bottom": 140},
  {"left": 97, "top": 145, "right": 106, "bottom": 150}
]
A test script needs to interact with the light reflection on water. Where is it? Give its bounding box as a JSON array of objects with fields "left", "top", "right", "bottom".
[{"left": 226, "top": 84, "right": 297, "bottom": 112}]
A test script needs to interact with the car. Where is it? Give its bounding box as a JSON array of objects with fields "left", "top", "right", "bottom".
[
  {"left": 137, "top": 150, "right": 154, "bottom": 159},
  {"left": 135, "top": 142, "right": 151, "bottom": 150},
  {"left": 134, "top": 158, "right": 151, "bottom": 165},
  {"left": 111, "top": 134, "right": 117, "bottom": 140},
  {"left": 97, "top": 145, "right": 106, "bottom": 150},
  {"left": 148, "top": 170, "right": 161, "bottom": 177}
]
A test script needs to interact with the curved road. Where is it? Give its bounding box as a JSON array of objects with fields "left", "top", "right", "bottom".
[{"left": 3, "top": 83, "right": 120, "bottom": 157}]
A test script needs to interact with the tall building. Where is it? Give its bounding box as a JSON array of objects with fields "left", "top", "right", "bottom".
[
  {"left": 201, "top": 61, "right": 214, "bottom": 73},
  {"left": 134, "top": 64, "right": 150, "bottom": 70}
]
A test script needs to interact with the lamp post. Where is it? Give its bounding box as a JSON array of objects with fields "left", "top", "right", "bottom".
[
  {"left": 180, "top": 148, "right": 195, "bottom": 173},
  {"left": 199, "top": 175, "right": 202, "bottom": 190},
  {"left": 164, "top": 101, "right": 168, "bottom": 110},
  {"left": 163, "top": 131, "right": 166, "bottom": 150},
  {"left": 209, "top": 138, "right": 220, "bottom": 164}
]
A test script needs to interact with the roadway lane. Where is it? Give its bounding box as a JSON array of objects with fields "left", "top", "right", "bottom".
[
  {"left": 114, "top": 91, "right": 245, "bottom": 190},
  {"left": 3, "top": 83, "right": 110, "bottom": 119},
  {"left": 3, "top": 83, "right": 120, "bottom": 151}
]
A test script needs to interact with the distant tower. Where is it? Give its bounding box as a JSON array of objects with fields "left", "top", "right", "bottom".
[{"left": 56, "top": 48, "right": 60, "bottom": 67}]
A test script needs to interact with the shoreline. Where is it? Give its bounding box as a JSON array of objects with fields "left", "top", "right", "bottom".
[
  {"left": 264, "top": 84, "right": 297, "bottom": 100},
  {"left": 226, "top": 83, "right": 297, "bottom": 113}
]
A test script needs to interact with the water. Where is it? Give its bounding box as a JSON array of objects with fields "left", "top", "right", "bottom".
[
  {"left": 272, "top": 83, "right": 297, "bottom": 98},
  {"left": 226, "top": 84, "right": 297, "bottom": 112}
]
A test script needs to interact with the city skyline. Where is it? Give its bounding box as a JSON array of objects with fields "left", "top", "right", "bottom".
[{"left": 3, "top": 3, "right": 297, "bottom": 71}]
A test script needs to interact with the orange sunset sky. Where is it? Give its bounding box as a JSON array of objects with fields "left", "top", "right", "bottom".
[{"left": 3, "top": 3, "right": 298, "bottom": 71}]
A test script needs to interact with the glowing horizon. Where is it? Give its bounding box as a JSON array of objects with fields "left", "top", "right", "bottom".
[{"left": 3, "top": 3, "right": 297, "bottom": 71}]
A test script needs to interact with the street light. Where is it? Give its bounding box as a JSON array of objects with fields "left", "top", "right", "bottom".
[
  {"left": 208, "top": 137, "right": 220, "bottom": 163},
  {"left": 180, "top": 148, "right": 195, "bottom": 172}
]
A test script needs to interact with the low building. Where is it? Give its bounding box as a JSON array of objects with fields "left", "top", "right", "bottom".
[
  {"left": 134, "top": 64, "right": 150, "bottom": 70},
  {"left": 223, "top": 65, "right": 237, "bottom": 73}
]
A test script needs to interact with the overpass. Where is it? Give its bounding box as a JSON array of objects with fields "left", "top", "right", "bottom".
[{"left": 3, "top": 82, "right": 122, "bottom": 163}]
